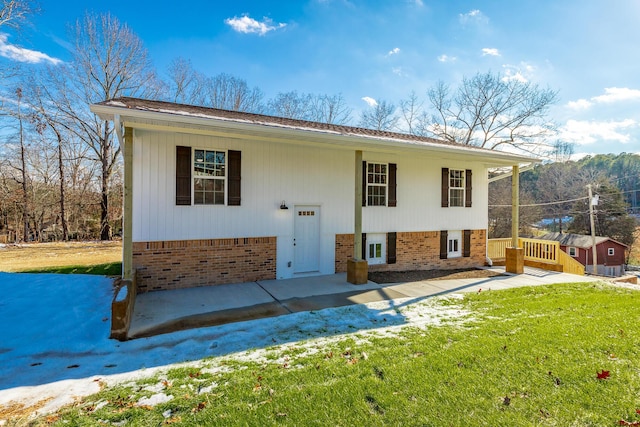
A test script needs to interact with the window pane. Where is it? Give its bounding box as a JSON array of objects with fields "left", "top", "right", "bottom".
[
  {"left": 369, "top": 244, "right": 374, "bottom": 258},
  {"left": 206, "top": 151, "right": 216, "bottom": 163},
  {"left": 375, "top": 243, "right": 382, "bottom": 258},
  {"left": 450, "top": 189, "right": 463, "bottom": 207},
  {"left": 204, "top": 192, "right": 214, "bottom": 204}
]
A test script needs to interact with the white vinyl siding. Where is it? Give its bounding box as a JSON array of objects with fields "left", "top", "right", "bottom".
[{"left": 132, "top": 129, "right": 489, "bottom": 279}]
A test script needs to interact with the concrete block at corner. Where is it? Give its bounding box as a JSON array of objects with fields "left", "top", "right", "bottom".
[
  {"left": 347, "top": 259, "right": 369, "bottom": 284},
  {"left": 505, "top": 247, "right": 524, "bottom": 274}
]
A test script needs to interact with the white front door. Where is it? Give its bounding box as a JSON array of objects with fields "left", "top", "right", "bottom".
[{"left": 294, "top": 206, "right": 320, "bottom": 273}]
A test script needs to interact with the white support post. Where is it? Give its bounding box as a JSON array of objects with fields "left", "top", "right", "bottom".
[
  {"left": 354, "top": 150, "right": 363, "bottom": 260},
  {"left": 511, "top": 164, "right": 519, "bottom": 248}
]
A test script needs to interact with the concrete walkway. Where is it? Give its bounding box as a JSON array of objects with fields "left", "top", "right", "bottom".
[{"left": 128, "top": 267, "right": 601, "bottom": 339}]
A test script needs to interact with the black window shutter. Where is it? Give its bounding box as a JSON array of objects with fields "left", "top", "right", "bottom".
[
  {"left": 362, "top": 233, "right": 367, "bottom": 260},
  {"left": 463, "top": 229, "right": 471, "bottom": 257},
  {"left": 440, "top": 230, "right": 448, "bottom": 259},
  {"left": 228, "top": 150, "right": 241, "bottom": 206},
  {"left": 387, "top": 232, "right": 397, "bottom": 264},
  {"left": 441, "top": 168, "right": 449, "bottom": 207},
  {"left": 362, "top": 161, "right": 367, "bottom": 207},
  {"left": 176, "top": 146, "right": 191, "bottom": 206},
  {"left": 465, "top": 169, "right": 472, "bottom": 208},
  {"left": 388, "top": 163, "right": 397, "bottom": 207}
]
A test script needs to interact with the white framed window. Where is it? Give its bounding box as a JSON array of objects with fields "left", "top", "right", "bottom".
[
  {"left": 608, "top": 247, "right": 615, "bottom": 256},
  {"left": 448, "top": 230, "right": 462, "bottom": 258},
  {"left": 367, "top": 163, "right": 387, "bottom": 206},
  {"left": 568, "top": 247, "right": 577, "bottom": 257},
  {"left": 449, "top": 169, "right": 465, "bottom": 207},
  {"left": 366, "top": 233, "right": 386, "bottom": 265},
  {"left": 193, "top": 149, "right": 226, "bottom": 205}
]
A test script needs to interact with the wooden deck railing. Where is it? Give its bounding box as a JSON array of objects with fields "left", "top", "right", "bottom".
[
  {"left": 487, "top": 237, "right": 585, "bottom": 275},
  {"left": 557, "top": 250, "right": 585, "bottom": 275}
]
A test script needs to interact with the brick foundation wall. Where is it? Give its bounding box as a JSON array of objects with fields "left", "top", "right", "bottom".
[
  {"left": 132, "top": 237, "right": 276, "bottom": 293},
  {"left": 335, "top": 230, "right": 486, "bottom": 273}
]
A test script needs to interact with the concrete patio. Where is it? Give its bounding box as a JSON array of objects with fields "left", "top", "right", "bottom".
[{"left": 128, "top": 267, "right": 602, "bottom": 339}]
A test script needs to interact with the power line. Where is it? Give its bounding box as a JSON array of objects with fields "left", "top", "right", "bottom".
[{"left": 489, "top": 195, "right": 589, "bottom": 208}]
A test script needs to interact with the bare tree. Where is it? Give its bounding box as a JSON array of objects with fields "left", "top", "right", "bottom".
[
  {"left": 165, "top": 57, "right": 202, "bottom": 104},
  {"left": 203, "top": 73, "right": 264, "bottom": 112},
  {"left": 308, "top": 93, "right": 352, "bottom": 125},
  {"left": 426, "top": 72, "right": 558, "bottom": 155},
  {"left": 398, "top": 91, "right": 428, "bottom": 135},
  {"left": 267, "top": 90, "right": 313, "bottom": 120},
  {"left": 0, "top": 0, "right": 36, "bottom": 30},
  {"left": 15, "top": 87, "right": 28, "bottom": 241},
  {"left": 358, "top": 99, "right": 399, "bottom": 131},
  {"left": 25, "top": 78, "right": 71, "bottom": 240},
  {"left": 48, "top": 12, "right": 161, "bottom": 240}
]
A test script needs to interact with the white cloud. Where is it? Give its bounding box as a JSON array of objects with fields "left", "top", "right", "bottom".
[
  {"left": 361, "top": 96, "right": 378, "bottom": 107},
  {"left": 414, "top": 0, "right": 424, "bottom": 6},
  {"left": 481, "top": 47, "right": 500, "bottom": 57},
  {"left": 566, "top": 99, "right": 593, "bottom": 110},
  {"left": 501, "top": 62, "right": 534, "bottom": 83},
  {"left": 224, "top": 15, "right": 286, "bottom": 36},
  {"left": 459, "top": 9, "right": 488, "bottom": 26},
  {"left": 560, "top": 119, "right": 637, "bottom": 145},
  {"left": 565, "top": 87, "right": 640, "bottom": 111},
  {"left": 0, "top": 33, "right": 61, "bottom": 65},
  {"left": 502, "top": 70, "right": 527, "bottom": 83},
  {"left": 387, "top": 47, "right": 400, "bottom": 56},
  {"left": 591, "top": 87, "right": 640, "bottom": 103},
  {"left": 438, "top": 54, "right": 457, "bottom": 63},
  {"left": 392, "top": 67, "right": 404, "bottom": 76}
]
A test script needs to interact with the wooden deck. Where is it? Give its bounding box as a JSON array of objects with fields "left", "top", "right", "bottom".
[{"left": 488, "top": 237, "right": 585, "bottom": 275}]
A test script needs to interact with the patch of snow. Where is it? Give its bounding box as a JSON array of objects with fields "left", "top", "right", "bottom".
[
  {"left": 136, "top": 393, "right": 173, "bottom": 407},
  {"left": 198, "top": 383, "right": 218, "bottom": 394}
]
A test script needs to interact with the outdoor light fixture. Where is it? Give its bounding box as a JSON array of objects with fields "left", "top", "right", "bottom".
[{"left": 280, "top": 200, "right": 289, "bottom": 210}]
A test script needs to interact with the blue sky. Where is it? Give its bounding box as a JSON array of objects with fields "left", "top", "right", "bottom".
[{"left": 3, "top": 0, "right": 640, "bottom": 158}]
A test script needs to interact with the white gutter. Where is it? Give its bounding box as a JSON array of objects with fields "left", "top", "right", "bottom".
[{"left": 113, "top": 114, "right": 124, "bottom": 148}]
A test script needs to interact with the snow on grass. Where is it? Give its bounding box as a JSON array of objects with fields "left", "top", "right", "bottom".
[{"left": 0, "top": 272, "right": 470, "bottom": 421}]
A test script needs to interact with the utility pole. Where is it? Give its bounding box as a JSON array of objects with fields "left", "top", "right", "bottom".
[{"left": 587, "top": 184, "right": 598, "bottom": 275}]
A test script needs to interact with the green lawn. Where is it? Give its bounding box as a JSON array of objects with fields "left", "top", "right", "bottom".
[{"left": 42, "top": 282, "right": 640, "bottom": 426}]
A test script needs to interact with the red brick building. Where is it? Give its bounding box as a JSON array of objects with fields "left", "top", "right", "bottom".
[{"left": 537, "top": 232, "right": 628, "bottom": 277}]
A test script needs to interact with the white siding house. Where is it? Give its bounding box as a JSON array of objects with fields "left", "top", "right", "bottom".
[{"left": 91, "top": 98, "right": 536, "bottom": 293}]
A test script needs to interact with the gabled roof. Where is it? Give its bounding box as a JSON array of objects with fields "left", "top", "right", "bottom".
[
  {"left": 537, "top": 232, "right": 628, "bottom": 249},
  {"left": 90, "top": 97, "right": 540, "bottom": 166}
]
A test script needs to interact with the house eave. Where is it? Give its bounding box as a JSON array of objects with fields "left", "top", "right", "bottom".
[{"left": 90, "top": 103, "right": 540, "bottom": 167}]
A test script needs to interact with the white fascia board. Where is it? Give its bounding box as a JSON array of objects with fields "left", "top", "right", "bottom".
[{"left": 90, "top": 103, "right": 540, "bottom": 167}]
